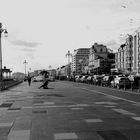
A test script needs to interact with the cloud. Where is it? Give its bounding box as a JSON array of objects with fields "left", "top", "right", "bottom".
[
  {"left": 8, "top": 38, "right": 40, "bottom": 48},
  {"left": 22, "top": 48, "right": 36, "bottom": 52},
  {"left": 105, "top": 40, "right": 120, "bottom": 52},
  {"left": 25, "top": 53, "right": 35, "bottom": 59}
]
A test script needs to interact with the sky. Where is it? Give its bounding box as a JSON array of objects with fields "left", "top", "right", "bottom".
[{"left": 1, "top": 0, "right": 140, "bottom": 73}]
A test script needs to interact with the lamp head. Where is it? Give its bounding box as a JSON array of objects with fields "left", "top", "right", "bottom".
[{"left": 4, "top": 29, "right": 8, "bottom": 37}]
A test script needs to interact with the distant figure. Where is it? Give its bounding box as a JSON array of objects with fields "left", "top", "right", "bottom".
[
  {"left": 27, "top": 75, "right": 32, "bottom": 86},
  {"left": 38, "top": 73, "right": 49, "bottom": 89}
]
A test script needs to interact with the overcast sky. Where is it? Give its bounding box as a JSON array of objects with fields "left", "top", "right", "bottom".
[{"left": 1, "top": 0, "right": 140, "bottom": 73}]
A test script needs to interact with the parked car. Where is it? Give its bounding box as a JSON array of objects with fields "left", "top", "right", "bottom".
[
  {"left": 32, "top": 75, "right": 43, "bottom": 82},
  {"left": 80, "top": 75, "right": 89, "bottom": 83},
  {"left": 92, "top": 75, "right": 103, "bottom": 85},
  {"left": 127, "top": 75, "right": 135, "bottom": 82},
  {"left": 49, "top": 75, "right": 55, "bottom": 82},
  {"left": 75, "top": 75, "right": 82, "bottom": 82},
  {"left": 86, "top": 76, "right": 93, "bottom": 84},
  {"left": 101, "top": 75, "right": 114, "bottom": 87},
  {"left": 131, "top": 76, "right": 140, "bottom": 90},
  {"left": 111, "top": 77, "right": 131, "bottom": 89}
]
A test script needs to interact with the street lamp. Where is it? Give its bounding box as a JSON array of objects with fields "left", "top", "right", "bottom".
[
  {"left": 0, "top": 23, "right": 8, "bottom": 85},
  {"left": 66, "top": 50, "right": 72, "bottom": 79},
  {"left": 23, "top": 60, "right": 28, "bottom": 78}
]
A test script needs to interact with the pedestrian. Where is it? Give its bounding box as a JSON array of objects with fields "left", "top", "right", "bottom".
[
  {"left": 27, "top": 75, "right": 32, "bottom": 86},
  {"left": 38, "top": 73, "right": 49, "bottom": 89}
]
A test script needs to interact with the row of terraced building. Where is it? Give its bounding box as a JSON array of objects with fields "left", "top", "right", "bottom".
[{"left": 116, "top": 27, "right": 140, "bottom": 75}]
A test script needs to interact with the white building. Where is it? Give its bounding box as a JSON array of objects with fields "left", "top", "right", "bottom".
[
  {"left": 88, "top": 43, "right": 108, "bottom": 73},
  {"left": 71, "top": 48, "right": 90, "bottom": 74},
  {"left": 132, "top": 27, "right": 140, "bottom": 74}
]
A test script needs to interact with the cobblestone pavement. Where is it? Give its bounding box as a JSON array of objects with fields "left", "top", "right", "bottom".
[{"left": 1, "top": 81, "right": 140, "bottom": 139}]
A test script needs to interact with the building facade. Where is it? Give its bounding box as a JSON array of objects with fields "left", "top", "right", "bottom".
[
  {"left": 132, "top": 27, "right": 140, "bottom": 74},
  {"left": 71, "top": 48, "right": 90, "bottom": 74},
  {"left": 116, "top": 28, "right": 140, "bottom": 75},
  {"left": 125, "top": 35, "right": 133, "bottom": 74},
  {"left": 88, "top": 43, "right": 108, "bottom": 74},
  {"left": 117, "top": 44, "right": 126, "bottom": 73}
]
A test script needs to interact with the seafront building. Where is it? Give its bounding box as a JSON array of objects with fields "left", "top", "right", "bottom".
[
  {"left": 116, "top": 27, "right": 140, "bottom": 75},
  {"left": 71, "top": 48, "right": 90, "bottom": 74}
]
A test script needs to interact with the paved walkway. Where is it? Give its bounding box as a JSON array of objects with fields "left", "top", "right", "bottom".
[{"left": 1, "top": 81, "right": 140, "bottom": 139}]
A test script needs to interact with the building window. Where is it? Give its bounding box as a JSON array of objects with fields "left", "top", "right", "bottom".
[{"left": 100, "top": 48, "right": 103, "bottom": 52}]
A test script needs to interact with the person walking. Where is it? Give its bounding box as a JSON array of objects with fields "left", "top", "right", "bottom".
[{"left": 27, "top": 75, "right": 32, "bottom": 86}]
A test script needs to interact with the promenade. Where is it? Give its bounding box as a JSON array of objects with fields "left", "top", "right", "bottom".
[{"left": 1, "top": 81, "right": 140, "bottom": 139}]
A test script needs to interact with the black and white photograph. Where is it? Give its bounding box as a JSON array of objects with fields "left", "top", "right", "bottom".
[{"left": 1, "top": 0, "right": 140, "bottom": 139}]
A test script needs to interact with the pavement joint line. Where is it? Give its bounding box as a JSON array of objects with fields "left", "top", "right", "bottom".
[
  {"left": 54, "top": 132, "right": 78, "bottom": 140},
  {"left": 76, "top": 87, "right": 140, "bottom": 106},
  {"left": 112, "top": 108, "right": 137, "bottom": 116}
]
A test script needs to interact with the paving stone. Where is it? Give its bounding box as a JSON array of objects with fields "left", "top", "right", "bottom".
[
  {"left": 44, "top": 102, "right": 55, "bottom": 105},
  {"left": 95, "top": 102, "right": 117, "bottom": 105},
  {"left": 112, "top": 108, "right": 137, "bottom": 116},
  {"left": 5, "top": 100, "right": 15, "bottom": 103},
  {"left": 97, "top": 130, "right": 129, "bottom": 140},
  {"left": 71, "top": 107, "right": 84, "bottom": 110},
  {"left": 120, "top": 129, "right": 140, "bottom": 140},
  {"left": 0, "top": 103, "right": 13, "bottom": 108},
  {"left": 77, "top": 131, "right": 104, "bottom": 140},
  {"left": 106, "top": 95, "right": 120, "bottom": 100},
  {"left": 85, "top": 119, "right": 103, "bottom": 123},
  {"left": 0, "top": 122, "right": 13, "bottom": 127},
  {"left": 68, "top": 104, "right": 88, "bottom": 107},
  {"left": 0, "top": 108, "right": 8, "bottom": 111},
  {"left": 7, "top": 110, "right": 20, "bottom": 113},
  {"left": 47, "top": 94, "right": 65, "bottom": 97},
  {"left": 104, "top": 106, "right": 116, "bottom": 108},
  {"left": 22, "top": 106, "right": 33, "bottom": 109},
  {"left": 7, "top": 130, "right": 30, "bottom": 140},
  {"left": 34, "top": 105, "right": 58, "bottom": 108},
  {"left": 33, "top": 101, "right": 44, "bottom": 104},
  {"left": 12, "top": 116, "right": 31, "bottom": 130},
  {"left": 32, "top": 110, "right": 47, "bottom": 114},
  {"left": 76, "top": 104, "right": 89, "bottom": 107},
  {"left": 8, "top": 108, "right": 21, "bottom": 110},
  {"left": 33, "top": 103, "right": 45, "bottom": 106},
  {"left": 54, "top": 132, "right": 78, "bottom": 140},
  {"left": 0, "top": 127, "right": 11, "bottom": 139},
  {"left": 132, "top": 117, "right": 140, "bottom": 121}
]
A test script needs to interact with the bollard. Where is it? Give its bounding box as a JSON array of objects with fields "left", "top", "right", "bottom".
[
  {"left": 124, "top": 78, "right": 126, "bottom": 90},
  {"left": 138, "top": 80, "right": 140, "bottom": 93},
  {"left": 131, "top": 81, "right": 133, "bottom": 91}
]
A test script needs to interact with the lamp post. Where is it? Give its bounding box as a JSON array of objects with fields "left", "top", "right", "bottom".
[
  {"left": 0, "top": 23, "right": 8, "bottom": 88},
  {"left": 23, "top": 60, "right": 28, "bottom": 78},
  {"left": 66, "top": 50, "right": 72, "bottom": 79}
]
